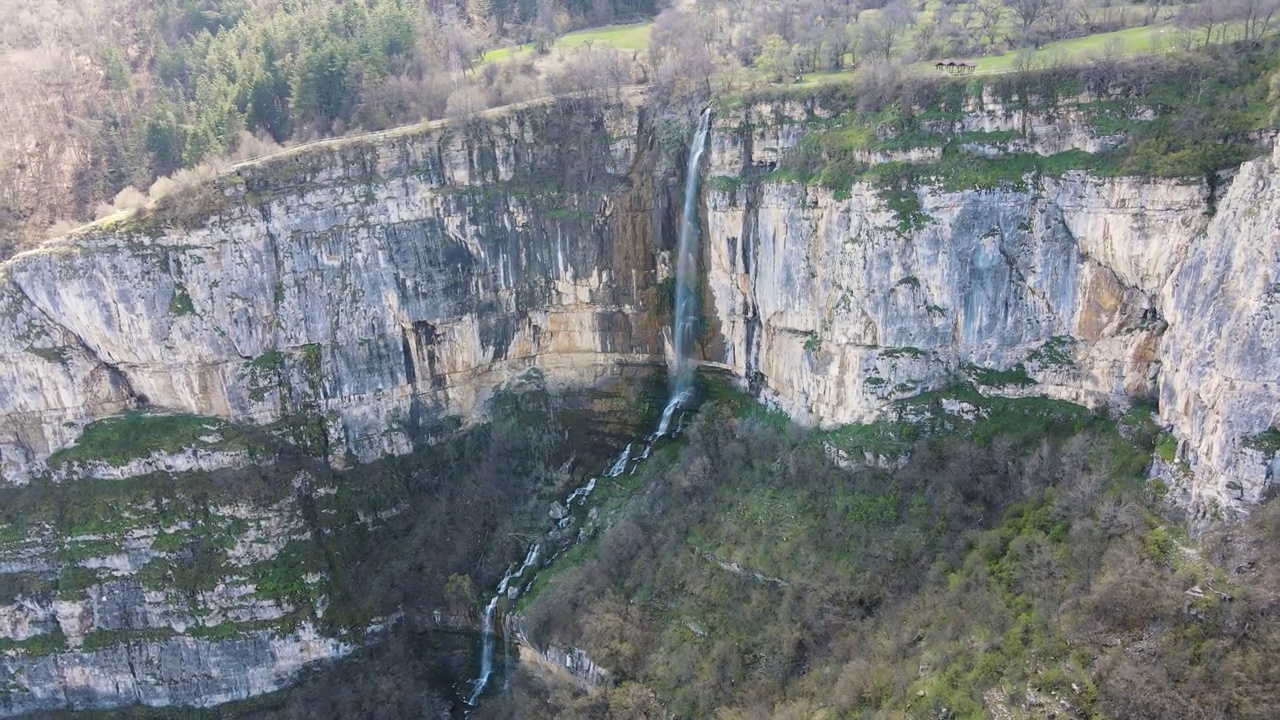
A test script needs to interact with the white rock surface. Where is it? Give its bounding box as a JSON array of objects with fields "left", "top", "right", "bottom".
[
  {"left": 0, "top": 622, "right": 352, "bottom": 715},
  {"left": 48, "top": 448, "right": 252, "bottom": 483},
  {"left": 1159, "top": 143, "right": 1280, "bottom": 511},
  {"left": 0, "top": 98, "right": 663, "bottom": 482},
  {"left": 704, "top": 104, "right": 1279, "bottom": 516}
]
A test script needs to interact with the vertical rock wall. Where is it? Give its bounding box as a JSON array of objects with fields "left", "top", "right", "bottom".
[
  {"left": 0, "top": 98, "right": 675, "bottom": 485},
  {"left": 700, "top": 101, "right": 1280, "bottom": 516},
  {"left": 2, "top": 91, "right": 1279, "bottom": 530}
]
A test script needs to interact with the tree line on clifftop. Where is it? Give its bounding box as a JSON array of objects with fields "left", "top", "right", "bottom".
[{"left": 4, "top": 0, "right": 1279, "bottom": 258}]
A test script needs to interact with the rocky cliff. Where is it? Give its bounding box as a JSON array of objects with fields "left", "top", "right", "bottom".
[
  {"left": 0, "top": 95, "right": 674, "bottom": 714},
  {"left": 0, "top": 455, "right": 391, "bottom": 715},
  {"left": 3, "top": 92, "right": 1279, "bottom": 510},
  {"left": 702, "top": 97, "right": 1279, "bottom": 516},
  {"left": 0, "top": 95, "right": 670, "bottom": 486},
  {"left": 1, "top": 86, "right": 1280, "bottom": 712}
]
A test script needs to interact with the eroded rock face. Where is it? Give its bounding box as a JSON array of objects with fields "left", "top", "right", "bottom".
[
  {"left": 0, "top": 97, "right": 679, "bottom": 714},
  {"left": 1159, "top": 144, "right": 1280, "bottom": 510},
  {"left": 0, "top": 97, "right": 1278, "bottom": 692},
  {"left": 0, "top": 97, "right": 671, "bottom": 484},
  {"left": 0, "top": 623, "right": 353, "bottom": 715},
  {"left": 0, "top": 472, "right": 382, "bottom": 715},
  {"left": 703, "top": 103, "right": 1279, "bottom": 516},
  {"left": 703, "top": 172, "right": 1203, "bottom": 423}
]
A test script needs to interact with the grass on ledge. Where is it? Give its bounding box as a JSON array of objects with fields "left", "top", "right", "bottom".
[
  {"left": 46, "top": 411, "right": 267, "bottom": 470},
  {"left": 799, "top": 23, "right": 1234, "bottom": 86}
]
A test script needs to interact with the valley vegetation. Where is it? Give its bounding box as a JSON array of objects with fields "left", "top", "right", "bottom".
[
  {"left": 45, "top": 382, "right": 1280, "bottom": 720},
  {"left": 0, "top": 379, "right": 655, "bottom": 718},
  {"left": 478, "top": 384, "right": 1280, "bottom": 719},
  {"left": 6, "top": 0, "right": 1280, "bottom": 258}
]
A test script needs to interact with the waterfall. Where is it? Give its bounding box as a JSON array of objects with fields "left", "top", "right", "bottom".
[
  {"left": 654, "top": 389, "right": 689, "bottom": 438},
  {"left": 565, "top": 476, "right": 597, "bottom": 507},
  {"left": 463, "top": 441, "right": 635, "bottom": 705},
  {"left": 464, "top": 112, "right": 712, "bottom": 708},
  {"left": 466, "top": 544, "right": 539, "bottom": 706},
  {"left": 466, "top": 595, "right": 501, "bottom": 706},
  {"left": 605, "top": 443, "right": 632, "bottom": 477},
  {"left": 657, "top": 109, "right": 712, "bottom": 437}
]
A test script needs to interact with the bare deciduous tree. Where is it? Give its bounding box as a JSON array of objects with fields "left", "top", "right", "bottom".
[
  {"left": 547, "top": 44, "right": 634, "bottom": 98},
  {"left": 1235, "top": 0, "right": 1280, "bottom": 44},
  {"left": 860, "top": 0, "right": 913, "bottom": 62},
  {"left": 1008, "top": 0, "right": 1052, "bottom": 36},
  {"left": 532, "top": 0, "right": 569, "bottom": 53},
  {"left": 1177, "top": 1, "right": 1234, "bottom": 47},
  {"left": 648, "top": 7, "right": 715, "bottom": 100},
  {"left": 974, "top": 0, "right": 1009, "bottom": 48}
]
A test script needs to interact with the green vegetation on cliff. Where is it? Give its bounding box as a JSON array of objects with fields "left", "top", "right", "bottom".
[
  {"left": 45, "top": 412, "right": 267, "bottom": 470},
  {"left": 759, "top": 44, "right": 1279, "bottom": 205},
  {"left": 0, "top": 375, "right": 664, "bottom": 669},
  {"left": 482, "top": 383, "right": 1280, "bottom": 720}
]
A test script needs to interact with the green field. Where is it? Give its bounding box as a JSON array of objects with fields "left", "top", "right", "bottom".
[
  {"left": 557, "top": 22, "right": 651, "bottom": 50},
  {"left": 924, "top": 24, "right": 1178, "bottom": 74},
  {"left": 481, "top": 21, "right": 652, "bottom": 62},
  {"left": 483, "top": 16, "right": 1237, "bottom": 92},
  {"left": 792, "top": 22, "right": 1239, "bottom": 87}
]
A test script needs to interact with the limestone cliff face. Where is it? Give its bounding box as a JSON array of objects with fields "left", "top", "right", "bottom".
[
  {"left": 1, "top": 624, "right": 353, "bottom": 715},
  {"left": 0, "top": 96, "right": 679, "bottom": 715},
  {"left": 0, "top": 96, "right": 670, "bottom": 485},
  {"left": 702, "top": 100, "right": 1279, "bottom": 516},
  {"left": 1160, "top": 145, "right": 1280, "bottom": 510},
  {"left": 3, "top": 92, "right": 1279, "bottom": 516},
  {"left": 0, "top": 458, "right": 408, "bottom": 715},
  {"left": 3, "top": 91, "right": 1279, "bottom": 511},
  {"left": 0, "top": 89, "right": 1278, "bottom": 712}
]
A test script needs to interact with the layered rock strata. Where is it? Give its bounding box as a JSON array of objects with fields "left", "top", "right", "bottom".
[
  {"left": 703, "top": 99, "right": 1278, "bottom": 514},
  {"left": 0, "top": 96, "right": 670, "bottom": 486},
  {"left": 2, "top": 87, "right": 1280, "bottom": 712}
]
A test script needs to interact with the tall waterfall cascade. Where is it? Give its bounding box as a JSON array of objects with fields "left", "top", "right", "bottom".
[
  {"left": 656, "top": 108, "right": 713, "bottom": 437},
  {"left": 465, "top": 544, "right": 539, "bottom": 706},
  {"left": 463, "top": 441, "right": 634, "bottom": 706},
  {"left": 465, "top": 110, "right": 713, "bottom": 707}
]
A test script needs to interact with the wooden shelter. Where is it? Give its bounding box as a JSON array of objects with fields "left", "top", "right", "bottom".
[{"left": 934, "top": 60, "right": 977, "bottom": 74}]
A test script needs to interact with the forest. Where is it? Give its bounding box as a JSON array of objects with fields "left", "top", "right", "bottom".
[
  {"left": 4, "top": 0, "right": 1280, "bottom": 258},
  {"left": 477, "top": 385, "right": 1280, "bottom": 719}
]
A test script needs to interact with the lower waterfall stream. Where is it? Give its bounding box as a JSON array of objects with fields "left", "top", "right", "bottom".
[
  {"left": 462, "top": 430, "right": 674, "bottom": 706},
  {"left": 463, "top": 110, "right": 710, "bottom": 708}
]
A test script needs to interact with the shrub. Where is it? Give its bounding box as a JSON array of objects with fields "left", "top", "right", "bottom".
[{"left": 94, "top": 186, "right": 148, "bottom": 219}]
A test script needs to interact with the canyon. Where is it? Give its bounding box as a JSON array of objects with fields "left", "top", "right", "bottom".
[{"left": 0, "top": 84, "right": 1278, "bottom": 712}]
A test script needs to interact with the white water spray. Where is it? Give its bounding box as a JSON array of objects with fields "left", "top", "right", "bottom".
[
  {"left": 565, "top": 477, "right": 597, "bottom": 506},
  {"left": 658, "top": 109, "right": 712, "bottom": 437},
  {"left": 465, "top": 110, "right": 713, "bottom": 709},
  {"left": 654, "top": 388, "right": 692, "bottom": 437},
  {"left": 606, "top": 443, "right": 633, "bottom": 477},
  {"left": 467, "top": 543, "right": 539, "bottom": 705},
  {"left": 464, "top": 440, "right": 642, "bottom": 704}
]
